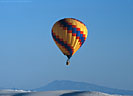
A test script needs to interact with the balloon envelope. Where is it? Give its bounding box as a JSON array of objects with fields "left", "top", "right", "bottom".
[{"left": 52, "top": 18, "right": 88, "bottom": 61}]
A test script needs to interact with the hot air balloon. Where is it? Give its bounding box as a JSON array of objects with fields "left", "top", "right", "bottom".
[{"left": 52, "top": 18, "right": 88, "bottom": 65}]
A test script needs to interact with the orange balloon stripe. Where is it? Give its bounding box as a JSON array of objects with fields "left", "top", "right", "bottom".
[
  {"left": 52, "top": 30, "right": 74, "bottom": 56},
  {"left": 52, "top": 32, "right": 70, "bottom": 55},
  {"left": 71, "top": 18, "right": 86, "bottom": 27},
  {"left": 62, "top": 19, "right": 87, "bottom": 46}
]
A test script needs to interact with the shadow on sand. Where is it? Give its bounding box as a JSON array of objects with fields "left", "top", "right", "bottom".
[{"left": 60, "top": 91, "right": 88, "bottom": 96}]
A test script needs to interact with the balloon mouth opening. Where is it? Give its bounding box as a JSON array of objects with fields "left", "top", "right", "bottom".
[{"left": 67, "top": 55, "right": 72, "bottom": 59}]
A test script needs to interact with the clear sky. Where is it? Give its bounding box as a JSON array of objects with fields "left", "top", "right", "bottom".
[{"left": 0, "top": 0, "right": 133, "bottom": 90}]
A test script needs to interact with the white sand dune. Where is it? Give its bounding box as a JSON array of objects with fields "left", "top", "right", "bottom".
[{"left": 0, "top": 90, "right": 130, "bottom": 96}]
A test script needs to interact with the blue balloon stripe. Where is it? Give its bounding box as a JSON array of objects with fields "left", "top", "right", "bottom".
[
  {"left": 59, "top": 19, "right": 85, "bottom": 46},
  {"left": 52, "top": 32, "right": 73, "bottom": 56}
]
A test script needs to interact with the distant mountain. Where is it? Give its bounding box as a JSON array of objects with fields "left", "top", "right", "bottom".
[{"left": 33, "top": 80, "right": 133, "bottom": 95}]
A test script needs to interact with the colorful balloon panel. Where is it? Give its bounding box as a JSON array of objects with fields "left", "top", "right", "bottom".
[{"left": 52, "top": 18, "right": 88, "bottom": 59}]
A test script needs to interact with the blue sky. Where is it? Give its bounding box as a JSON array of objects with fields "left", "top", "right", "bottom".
[{"left": 0, "top": 0, "right": 133, "bottom": 90}]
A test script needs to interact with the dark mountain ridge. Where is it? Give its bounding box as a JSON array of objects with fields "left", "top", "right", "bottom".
[{"left": 33, "top": 80, "right": 133, "bottom": 95}]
